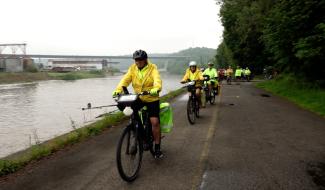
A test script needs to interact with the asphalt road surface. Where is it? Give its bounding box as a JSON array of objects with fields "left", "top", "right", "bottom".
[{"left": 1, "top": 82, "right": 324, "bottom": 190}]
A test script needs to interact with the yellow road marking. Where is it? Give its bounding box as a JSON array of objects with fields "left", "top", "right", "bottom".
[{"left": 191, "top": 90, "right": 222, "bottom": 190}]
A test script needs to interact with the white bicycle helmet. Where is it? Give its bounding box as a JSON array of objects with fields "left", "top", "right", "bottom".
[{"left": 189, "top": 61, "right": 197, "bottom": 67}]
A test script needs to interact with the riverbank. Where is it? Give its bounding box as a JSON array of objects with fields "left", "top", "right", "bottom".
[
  {"left": 0, "top": 71, "right": 111, "bottom": 84},
  {"left": 256, "top": 75, "right": 325, "bottom": 117},
  {"left": 0, "top": 88, "right": 185, "bottom": 177}
]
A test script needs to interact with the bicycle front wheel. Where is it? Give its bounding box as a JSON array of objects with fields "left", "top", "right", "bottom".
[
  {"left": 187, "top": 99, "right": 196, "bottom": 124},
  {"left": 195, "top": 99, "right": 200, "bottom": 118},
  {"left": 116, "top": 126, "right": 143, "bottom": 182},
  {"left": 210, "top": 91, "right": 216, "bottom": 104}
]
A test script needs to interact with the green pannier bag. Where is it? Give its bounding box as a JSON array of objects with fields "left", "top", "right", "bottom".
[{"left": 159, "top": 102, "right": 173, "bottom": 133}]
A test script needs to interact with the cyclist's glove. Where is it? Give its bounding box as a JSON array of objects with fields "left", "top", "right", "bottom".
[
  {"left": 150, "top": 88, "right": 159, "bottom": 96},
  {"left": 112, "top": 90, "right": 121, "bottom": 98}
]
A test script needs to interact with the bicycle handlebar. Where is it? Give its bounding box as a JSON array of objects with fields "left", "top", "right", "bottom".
[
  {"left": 82, "top": 90, "right": 159, "bottom": 111},
  {"left": 81, "top": 103, "right": 117, "bottom": 110}
]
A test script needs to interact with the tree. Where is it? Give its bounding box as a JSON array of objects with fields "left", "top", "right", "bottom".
[
  {"left": 217, "top": 0, "right": 325, "bottom": 82},
  {"left": 262, "top": 0, "right": 325, "bottom": 81}
]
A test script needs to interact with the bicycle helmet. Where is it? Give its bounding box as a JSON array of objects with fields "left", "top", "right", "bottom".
[
  {"left": 189, "top": 61, "right": 197, "bottom": 67},
  {"left": 133, "top": 50, "right": 148, "bottom": 60},
  {"left": 208, "top": 62, "right": 214, "bottom": 65}
]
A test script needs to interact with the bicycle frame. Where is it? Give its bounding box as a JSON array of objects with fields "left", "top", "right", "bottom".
[{"left": 125, "top": 105, "right": 153, "bottom": 147}]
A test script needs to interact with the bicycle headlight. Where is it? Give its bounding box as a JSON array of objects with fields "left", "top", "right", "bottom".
[
  {"left": 188, "top": 81, "right": 195, "bottom": 86},
  {"left": 123, "top": 107, "right": 133, "bottom": 116}
]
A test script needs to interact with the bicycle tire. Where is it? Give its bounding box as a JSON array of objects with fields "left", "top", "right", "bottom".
[
  {"left": 187, "top": 99, "right": 196, "bottom": 124},
  {"left": 210, "top": 91, "right": 216, "bottom": 104},
  {"left": 144, "top": 123, "right": 155, "bottom": 156},
  {"left": 195, "top": 99, "right": 200, "bottom": 118},
  {"left": 116, "top": 126, "right": 143, "bottom": 182}
]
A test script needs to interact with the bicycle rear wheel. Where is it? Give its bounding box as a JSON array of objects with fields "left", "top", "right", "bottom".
[
  {"left": 116, "top": 125, "right": 143, "bottom": 182},
  {"left": 187, "top": 99, "right": 196, "bottom": 124},
  {"left": 210, "top": 90, "right": 216, "bottom": 104},
  {"left": 144, "top": 123, "right": 155, "bottom": 156}
]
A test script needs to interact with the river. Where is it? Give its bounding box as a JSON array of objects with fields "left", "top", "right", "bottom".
[{"left": 0, "top": 74, "right": 182, "bottom": 158}]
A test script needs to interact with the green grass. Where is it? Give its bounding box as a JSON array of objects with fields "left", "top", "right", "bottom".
[
  {"left": 0, "top": 88, "right": 185, "bottom": 177},
  {"left": 0, "top": 72, "right": 52, "bottom": 84},
  {"left": 256, "top": 75, "right": 325, "bottom": 117},
  {"left": 48, "top": 71, "right": 106, "bottom": 80},
  {"left": 161, "top": 88, "right": 185, "bottom": 102},
  {"left": 0, "top": 71, "right": 107, "bottom": 84}
]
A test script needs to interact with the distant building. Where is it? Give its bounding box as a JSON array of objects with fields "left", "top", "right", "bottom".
[
  {"left": 0, "top": 58, "right": 24, "bottom": 72},
  {"left": 49, "top": 59, "right": 103, "bottom": 71}
]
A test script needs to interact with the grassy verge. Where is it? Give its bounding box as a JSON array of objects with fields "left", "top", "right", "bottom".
[
  {"left": 0, "top": 71, "right": 108, "bottom": 84},
  {"left": 0, "top": 88, "right": 185, "bottom": 177},
  {"left": 48, "top": 71, "right": 106, "bottom": 80},
  {"left": 256, "top": 75, "right": 325, "bottom": 117},
  {"left": 0, "top": 72, "right": 53, "bottom": 84}
]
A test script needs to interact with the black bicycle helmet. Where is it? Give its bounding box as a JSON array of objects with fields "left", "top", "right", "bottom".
[{"left": 133, "top": 50, "right": 148, "bottom": 60}]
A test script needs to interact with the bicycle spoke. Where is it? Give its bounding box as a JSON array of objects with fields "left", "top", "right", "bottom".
[{"left": 117, "top": 127, "right": 142, "bottom": 181}]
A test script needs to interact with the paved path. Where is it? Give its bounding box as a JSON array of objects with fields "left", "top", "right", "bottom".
[{"left": 1, "top": 82, "right": 324, "bottom": 190}]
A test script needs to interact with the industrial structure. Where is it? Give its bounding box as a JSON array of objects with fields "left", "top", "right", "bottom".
[
  {"left": 0, "top": 44, "right": 27, "bottom": 72},
  {"left": 49, "top": 59, "right": 119, "bottom": 72}
]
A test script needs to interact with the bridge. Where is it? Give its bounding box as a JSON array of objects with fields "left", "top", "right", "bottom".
[
  {"left": 0, "top": 54, "right": 189, "bottom": 60},
  {"left": 0, "top": 53, "right": 188, "bottom": 72}
]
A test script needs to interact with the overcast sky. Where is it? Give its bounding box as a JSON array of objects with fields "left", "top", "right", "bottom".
[{"left": 0, "top": 0, "right": 223, "bottom": 55}]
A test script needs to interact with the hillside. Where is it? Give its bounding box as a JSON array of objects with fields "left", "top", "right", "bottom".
[
  {"left": 157, "top": 47, "right": 216, "bottom": 74},
  {"left": 112, "top": 47, "right": 216, "bottom": 74}
]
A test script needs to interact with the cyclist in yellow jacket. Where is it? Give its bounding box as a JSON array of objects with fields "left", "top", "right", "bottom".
[
  {"left": 226, "top": 66, "right": 233, "bottom": 78},
  {"left": 181, "top": 61, "right": 204, "bottom": 106},
  {"left": 112, "top": 50, "right": 163, "bottom": 159}
]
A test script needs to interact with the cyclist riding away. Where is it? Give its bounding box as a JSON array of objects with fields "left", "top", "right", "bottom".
[
  {"left": 226, "top": 66, "right": 233, "bottom": 83},
  {"left": 112, "top": 50, "right": 163, "bottom": 159},
  {"left": 244, "top": 67, "right": 251, "bottom": 81},
  {"left": 181, "top": 61, "right": 204, "bottom": 106},
  {"left": 235, "top": 66, "right": 242, "bottom": 81},
  {"left": 203, "top": 62, "right": 219, "bottom": 94}
]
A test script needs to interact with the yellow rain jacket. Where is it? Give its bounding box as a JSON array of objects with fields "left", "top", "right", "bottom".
[
  {"left": 115, "top": 61, "right": 162, "bottom": 102},
  {"left": 182, "top": 68, "right": 204, "bottom": 87},
  {"left": 226, "top": 68, "right": 233, "bottom": 76}
]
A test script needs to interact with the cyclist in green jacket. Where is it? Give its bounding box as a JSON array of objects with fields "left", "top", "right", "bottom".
[
  {"left": 203, "top": 62, "right": 219, "bottom": 93},
  {"left": 244, "top": 67, "right": 251, "bottom": 81},
  {"left": 235, "top": 66, "right": 242, "bottom": 81}
]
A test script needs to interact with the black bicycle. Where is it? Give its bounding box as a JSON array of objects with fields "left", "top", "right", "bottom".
[
  {"left": 184, "top": 80, "right": 200, "bottom": 124},
  {"left": 115, "top": 88, "right": 158, "bottom": 182},
  {"left": 203, "top": 75, "right": 218, "bottom": 105},
  {"left": 183, "top": 76, "right": 209, "bottom": 124}
]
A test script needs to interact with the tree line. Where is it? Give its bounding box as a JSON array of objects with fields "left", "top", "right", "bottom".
[{"left": 215, "top": 0, "right": 325, "bottom": 85}]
